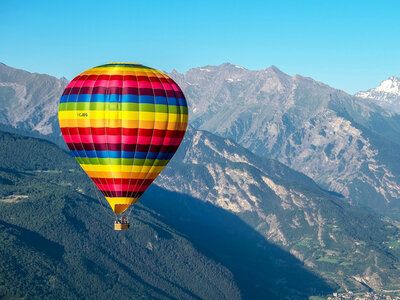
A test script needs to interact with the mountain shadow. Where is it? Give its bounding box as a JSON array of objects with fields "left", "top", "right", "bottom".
[
  {"left": 139, "top": 185, "right": 336, "bottom": 299},
  {"left": 0, "top": 219, "right": 64, "bottom": 261}
]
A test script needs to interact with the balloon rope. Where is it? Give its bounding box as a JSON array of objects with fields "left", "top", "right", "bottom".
[
  {"left": 126, "top": 67, "right": 159, "bottom": 218},
  {"left": 93, "top": 180, "right": 117, "bottom": 219},
  {"left": 87, "top": 72, "right": 115, "bottom": 218},
  {"left": 123, "top": 67, "right": 141, "bottom": 218},
  {"left": 103, "top": 66, "right": 119, "bottom": 218},
  {"left": 127, "top": 68, "right": 182, "bottom": 219},
  {"left": 153, "top": 70, "right": 184, "bottom": 188},
  {"left": 64, "top": 72, "right": 114, "bottom": 220},
  {"left": 119, "top": 68, "right": 125, "bottom": 216}
]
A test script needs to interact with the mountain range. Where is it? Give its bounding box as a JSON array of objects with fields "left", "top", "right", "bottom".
[
  {"left": 169, "top": 63, "right": 400, "bottom": 216},
  {"left": 1, "top": 62, "right": 400, "bottom": 296},
  {"left": 159, "top": 126, "right": 400, "bottom": 291},
  {"left": 3, "top": 62, "right": 397, "bottom": 216}
]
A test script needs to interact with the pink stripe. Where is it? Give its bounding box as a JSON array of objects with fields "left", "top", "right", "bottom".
[
  {"left": 138, "top": 81, "right": 153, "bottom": 89},
  {"left": 71, "top": 79, "right": 174, "bottom": 90},
  {"left": 135, "top": 136, "right": 184, "bottom": 146},
  {"left": 64, "top": 134, "right": 184, "bottom": 146},
  {"left": 122, "top": 135, "right": 138, "bottom": 144},
  {"left": 150, "top": 136, "right": 163, "bottom": 145},
  {"left": 91, "top": 135, "right": 107, "bottom": 143},
  {"left": 92, "top": 135, "right": 122, "bottom": 144},
  {"left": 123, "top": 80, "right": 139, "bottom": 88},
  {"left": 108, "top": 79, "right": 123, "bottom": 88},
  {"left": 96, "top": 184, "right": 150, "bottom": 192},
  {"left": 72, "top": 79, "right": 95, "bottom": 87},
  {"left": 70, "top": 135, "right": 93, "bottom": 144},
  {"left": 170, "top": 83, "right": 180, "bottom": 92},
  {"left": 137, "top": 136, "right": 152, "bottom": 144},
  {"left": 159, "top": 85, "right": 174, "bottom": 91},
  {"left": 94, "top": 79, "right": 109, "bottom": 86},
  {"left": 163, "top": 137, "right": 183, "bottom": 145},
  {"left": 151, "top": 82, "right": 164, "bottom": 89}
]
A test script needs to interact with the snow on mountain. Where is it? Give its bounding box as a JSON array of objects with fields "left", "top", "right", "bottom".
[{"left": 355, "top": 76, "right": 400, "bottom": 113}]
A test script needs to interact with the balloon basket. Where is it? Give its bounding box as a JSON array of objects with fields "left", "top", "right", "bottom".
[
  {"left": 114, "top": 215, "right": 130, "bottom": 230},
  {"left": 114, "top": 222, "right": 130, "bottom": 230}
]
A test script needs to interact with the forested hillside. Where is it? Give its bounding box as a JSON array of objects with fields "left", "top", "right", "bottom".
[{"left": 0, "top": 130, "right": 332, "bottom": 299}]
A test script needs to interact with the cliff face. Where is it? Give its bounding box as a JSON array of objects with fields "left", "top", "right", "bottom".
[{"left": 170, "top": 63, "right": 400, "bottom": 214}]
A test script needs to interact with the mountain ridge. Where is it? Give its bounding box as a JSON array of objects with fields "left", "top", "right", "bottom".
[
  {"left": 168, "top": 64, "right": 400, "bottom": 216},
  {"left": 355, "top": 76, "right": 400, "bottom": 114},
  {"left": 156, "top": 126, "right": 400, "bottom": 291},
  {"left": 0, "top": 62, "right": 67, "bottom": 137},
  {"left": 2, "top": 61, "right": 400, "bottom": 215}
]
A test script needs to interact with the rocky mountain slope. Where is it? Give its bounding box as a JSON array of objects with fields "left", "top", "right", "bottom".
[
  {"left": 2, "top": 62, "right": 400, "bottom": 215},
  {"left": 169, "top": 64, "right": 400, "bottom": 215},
  {"left": 157, "top": 126, "right": 400, "bottom": 292},
  {"left": 0, "top": 62, "right": 67, "bottom": 137},
  {"left": 355, "top": 76, "right": 400, "bottom": 114}
]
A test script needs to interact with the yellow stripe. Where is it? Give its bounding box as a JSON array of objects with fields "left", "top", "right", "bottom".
[
  {"left": 59, "top": 118, "right": 187, "bottom": 130},
  {"left": 80, "top": 164, "right": 165, "bottom": 173},
  {"left": 81, "top": 67, "right": 160, "bottom": 77},
  {"left": 105, "top": 197, "right": 139, "bottom": 213},
  {"left": 58, "top": 111, "right": 183, "bottom": 122},
  {"left": 86, "top": 170, "right": 160, "bottom": 179},
  {"left": 106, "top": 197, "right": 139, "bottom": 205}
]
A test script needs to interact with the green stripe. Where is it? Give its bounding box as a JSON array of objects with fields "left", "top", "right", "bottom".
[
  {"left": 95, "top": 64, "right": 153, "bottom": 70},
  {"left": 59, "top": 103, "right": 188, "bottom": 114},
  {"left": 76, "top": 157, "right": 170, "bottom": 166}
]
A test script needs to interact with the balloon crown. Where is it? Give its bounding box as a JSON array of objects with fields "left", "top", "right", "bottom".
[{"left": 107, "top": 62, "right": 143, "bottom": 65}]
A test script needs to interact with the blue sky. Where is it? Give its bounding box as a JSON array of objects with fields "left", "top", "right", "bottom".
[{"left": 1, "top": 0, "right": 399, "bottom": 94}]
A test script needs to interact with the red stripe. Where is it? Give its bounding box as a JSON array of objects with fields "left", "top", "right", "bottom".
[
  {"left": 67, "top": 142, "right": 180, "bottom": 152},
  {"left": 100, "top": 191, "right": 144, "bottom": 197},
  {"left": 63, "top": 86, "right": 177, "bottom": 97},
  {"left": 67, "top": 74, "right": 180, "bottom": 90},
  {"left": 95, "top": 184, "right": 150, "bottom": 192},
  {"left": 92, "top": 178, "right": 154, "bottom": 185},
  {"left": 61, "top": 127, "right": 185, "bottom": 138}
]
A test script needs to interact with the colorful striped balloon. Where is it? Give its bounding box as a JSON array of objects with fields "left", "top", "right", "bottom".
[{"left": 58, "top": 63, "right": 188, "bottom": 214}]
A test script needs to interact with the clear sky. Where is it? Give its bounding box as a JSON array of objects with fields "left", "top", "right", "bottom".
[{"left": 1, "top": 0, "right": 399, "bottom": 94}]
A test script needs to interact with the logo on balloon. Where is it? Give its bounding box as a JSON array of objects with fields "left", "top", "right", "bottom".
[{"left": 77, "top": 113, "right": 88, "bottom": 117}]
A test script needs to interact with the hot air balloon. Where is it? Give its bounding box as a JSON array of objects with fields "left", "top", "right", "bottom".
[{"left": 58, "top": 63, "right": 188, "bottom": 230}]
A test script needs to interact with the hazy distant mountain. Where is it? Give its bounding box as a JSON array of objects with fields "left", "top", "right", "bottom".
[
  {"left": 0, "top": 62, "right": 67, "bottom": 137},
  {"left": 157, "top": 126, "right": 400, "bottom": 292},
  {"left": 355, "top": 76, "right": 400, "bottom": 114},
  {"left": 169, "top": 64, "right": 400, "bottom": 215}
]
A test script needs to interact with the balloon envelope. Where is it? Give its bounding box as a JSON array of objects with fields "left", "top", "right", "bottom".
[{"left": 58, "top": 63, "right": 188, "bottom": 214}]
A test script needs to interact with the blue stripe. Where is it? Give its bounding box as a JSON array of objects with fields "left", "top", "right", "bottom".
[
  {"left": 155, "top": 96, "right": 168, "bottom": 105},
  {"left": 71, "top": 150, "right": 174, "bottom": 160},
  {"left": 122, "top": 94, "right": 139, "bottom": 103},
  {"left": 178, "top": 97, "right": 187, "bottom": 107},
  {"left": 61, "top": 94, "right": 186, "bottom": 105}
]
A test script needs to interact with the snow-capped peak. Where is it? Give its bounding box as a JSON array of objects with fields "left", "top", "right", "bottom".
[
  {"left": 355, "top": 76, "right": 400, "bottom": 109},
  {"left": 374, "top": 76, "right": 400, "bottom": 95}
]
